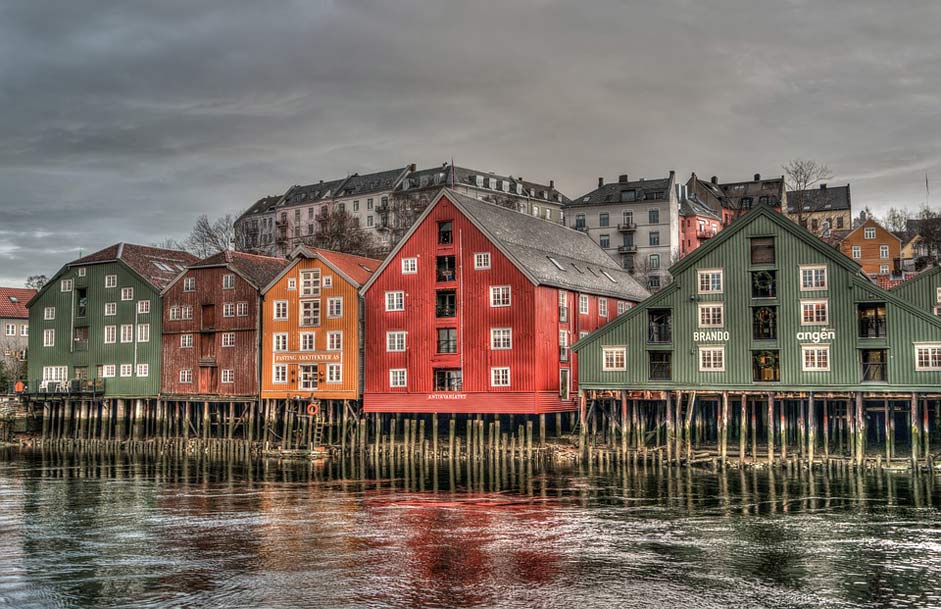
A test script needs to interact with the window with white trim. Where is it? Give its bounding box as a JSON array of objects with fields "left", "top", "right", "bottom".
[
  {"left": 136, "top": 323, "right": 150, "bottom": 343},
  {"left": 491, "top": 367, "right": 510, "bottom": 387},
  {"left": 385, "top": 291, "right": 405, "bottom": 311},
  {"left": 183, "top": 277, "right": 195, "bottom": 292},
  {"left": 77, "top": 267, "right": 86, "bottom": 277},
  {"left": 475, "top": 252, "right": 491, "bottom": 270},
  {"left": 387, "top": 331, "right": 406, "bottom": 352},
  {"left": 120, "top": 324, "right": 133, "bottom": 343},
  {"left": 137, "top": 300, "right": 150, "bottom": 314},
  {"left": 880, "top": 245, "right": 890, "bottom": 259},
  {"left": 327, "top": 297, "right": 343, "bottom": 318},
  {"left": 20, "top": 325, "right": 27, "bottom": 337},
  {"left": 401, "top": 258, "right": 418, "bottom": 274},
  {"left": 43, "top": 329, "right": 55, "bottom": 347},
  {"left": 490, "top": 328, "right": 512, "bottom": 350},
  {"left": 104, "top": 326, "right": 116, "bottom": 344},
  {"left": 323, "top": 276, "right": 333, "bottom": 288},
  {"left": 300, "top": 300, "right": 320, "bottom": 326},
  {"left": 120, "top": 364, "right": 133, "bottom": 377},
  {"left": 802, "top": 345, "right": 830, "bottom": 371},
  {"left": 287, "top": 278, "right": 296, "bottom": 290},
  {"left": 698, "top": 303, "right": 724, "bottom": 328},
  {"left": 274, "top": 300, "right": 288, "bottom": 320},
  {"left": 223, "top": 274, "right": 235, "bottom": 289},
  {"left": 121, "top": 287, "right": 133, "bottom": 301},
  {"left": 490, "top": 286, "right": 511, "bottom": 307},
  {"left": 181, "top": 305, "right": 193, "bottom": 320},
  {"left": 327, "top": 331, "right": 342, "bottom": 351},
  {"left": 559, "top": 330, "right": 569, "bottom": 360},
  {"left": 579, "top": 294, "right": 589, "bottom": 315},
  {"left": 598, "top": 298, "right": 608, "bottom": 318},
  {"left": 915, "top": 344, "right": 941, "bottom": 371},
  {"left": 390, "top": 369, "right": 407, "bottom": 388},
  {"left": 699, "top": 346, "right": 725, "bottom": 372},
  {"left": 273, "top": 333, "right": 288, "bottom": 351},
  {"left": 800, "top": 265, "right": 828, "bottom": 291},
  {"left": 136, "top": 363, "right": 149, "bottom": 377},
  {"left": 180, "top": 334, "right": 193, "bottom": 348},
  {"left": 222, "top": 332, "right": 235, "bottom": 347},
  {"left": 223, "top": 303, "right": 235, "bottom": 317},
  {"left": 300, "top": 332, "right": 315, "bottom": 351},
  {"left": 801, "top": 300, "right": 828, "bottom": 325},
  {"left": 5, "top": 324, "right": 14, "bottom": 336},
  {"left": 852, "top": 245, "right": 861, "bottom": 259},
  {"left": 617, "top": 301, "right": 629, "bottom": 314},
  {"left": 272, "top": 364, "right": 287, "bottom": 384},
  {"left": 105, "top": 274, "right": 117, "bottom": 289},
  {"left": 221, "top": 369, "right": 235, "bottom": 383},
  {"left": 936, "top": 287, "right": 941, "bottom": 304},
  {"left": 42, "top": 366, "right": 68, "bottom": 383},
  {"left": 103, "top": 302, "right": 115, "bottom": 317},
  {"left": 602, "top": 347, "right": 627, "bottom": 371},
  {"left": 169, "top": 305, "right": 180, "bottom": 320},
  {"left": 103, "top": 365, "right": 116, "bottom": 378},
  {"left": 864, "top": 227, "right": 876, "bottom": 239},
  {"left": 236, "top": 302, "right": 248, "bottom": 317},
  {"left": 44, "top": 307, "right": 55, "bottom": 320},
  {"left": 61, "top": 279, "right": 73, "bottom": 293},
  {"left": 300, "top": 270, "right": 321, "bottom": 297},
  {"left": 880, "top": 264, "right": 890, "bottom": 274},
  {"left": 697, "top": 269, "right": 723, "bottom": 294},
  {"left": 326, "top": 364, "right": 342, "bottom": 383}
]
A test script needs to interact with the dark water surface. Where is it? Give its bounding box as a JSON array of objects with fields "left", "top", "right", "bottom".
[{"left": 1, "top": 449, "right": 940, "bottom": 608}]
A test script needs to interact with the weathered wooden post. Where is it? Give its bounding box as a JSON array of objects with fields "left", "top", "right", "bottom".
[
  {"left": 578, "top": 391, "right": 587, "bottom": 458},
  {"left": 822, "top": 399, "right": 829, "bottom": 461},
  {"left": 855, "top": 393, "right": 865, "bottom": 466},
  {"left": 884, "top": 399, "right": 891, "bottom": 463},
  {"left": 720, "top": 392, "right": 729, "bottom": 466},
  {"left": 665, "top": 392, "right": 674, "bottom": 464},
  {"left": 685, "top": 391, "right": 696, "bottom": 463},
  {"left": 739, "top": 395, "right": 747, "bottom": 463},
  {"left": 911, "top": 393, "right": 920, "bottom": 466},
  {"left": 620, "top": 392, "right": 628, "bottom": 455},
  {"left": 767, "top": 394, "right": 774, "bottom": 465},
  {"left": 808, "top": 393, "right": 815, "bottom": 467}
]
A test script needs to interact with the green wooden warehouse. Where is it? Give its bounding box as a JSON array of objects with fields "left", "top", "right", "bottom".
[
  {"left": 890, "top": 264, "right": 941, "bottom": 316},
  {"left": 572, "top": 204, "right": 941, "bottom": 468},
  {"left": 26, "top": 244, "right": 197, "bottom": 438}
]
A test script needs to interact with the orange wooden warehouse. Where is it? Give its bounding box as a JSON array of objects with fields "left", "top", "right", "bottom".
[{"left": 260, "top": 246, "right": 380, "bottom": 409}]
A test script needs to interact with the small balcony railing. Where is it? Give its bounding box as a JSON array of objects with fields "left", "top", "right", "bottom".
[
  {"left": 618, "top": 244, "right": 637, "bottom": 254},
  {"left": 437, "top": 339, "right": 457, "bottom": 354},
  {"left": 435, "top": 306, "right": 456, "bottom": 318},
  {"left": 649, "top": 363, "right": 671, "bottom": 381},
  {"left": 436, "top": 269, "right": 456, "bottom": 282},
  {"left": 858, "top": 318, "right": 887, "bottom": 339},
  {"left": 617, "top": 223, "right": 637, "bottom": 232},
  {"left": 696, "top": 230, "right": 717, "bottom": 239}
]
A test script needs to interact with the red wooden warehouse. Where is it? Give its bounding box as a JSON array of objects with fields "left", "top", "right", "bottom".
[
  {"left": 160, "top": 251, "right": 287, "bottom": 399},
  {"left": 360, "top": 189, "right": 649, "bottom": 414}
]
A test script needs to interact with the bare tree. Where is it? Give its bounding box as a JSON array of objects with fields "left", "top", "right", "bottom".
[
  {"left": 915, "top": 205, "right": 941, "bottom": 260},
  {"left": 24, "top": 275, "right": 47, "bottom": 290},
  {"left": 783, "top": 159, "right": 833, "bottom": 232},
  {"left": 180, "top": 214, "right": 235, "bottom": 258},
  {"left": 0, "top": 339, "right": 26, "bottom": 390},
  {"left": 151, "top": 238, "right": 185, "bottom": 251},
  {"left": 882, "top": 207, "right": 913, "bottom": 235},
  {"left": 302, "top": 208, "right": 380, "bottom": 258}
]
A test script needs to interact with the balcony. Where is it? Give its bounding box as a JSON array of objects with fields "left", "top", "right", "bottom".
[
  {"left": 435, "top": 305, "right": 456, "bottom": 318},
  {"left": 617, "top": 223, "right": 637, "bottom": 232},
  {"left": 437, "top": 338, "right": 458, "bottom": 354},
  {"left": 198, "top": 356, "right": 217, "bottom": 367},
  {"left": 618, "top": 244, "right": 637, "bottom": 254},
  {"left": 647, "top": 324, "right": 672, "bottom": 344},
  {"left": 696, "top": 229, "right": 717, "bottom": 240},
  {"left": 574, "top": 225, "right": 588, "bottom": 232},
  {"left": 858, "top": 318, "right": 887, "bottom": 339},
  {"left": 29, "top": 378, "right": 105, "bottom": 397}
]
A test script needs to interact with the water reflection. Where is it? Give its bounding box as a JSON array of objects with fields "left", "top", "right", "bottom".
[{"left": 1, "top": 448, "right": 941, "bottom": 608}]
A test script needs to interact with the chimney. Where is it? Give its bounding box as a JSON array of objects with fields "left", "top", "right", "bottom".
[
  {"left": 820, "top": 183, "right": 828, "bottom": 190},
  {"left": 598, "top": 177, "right": 604, "bottom": 188},
  {"left": 619, "top": 174, "right": 629, "bottom": 183},
  {"left": 549, "top": 179, "right": 554, "bottom": 189},
  {"left": 710, "top": 176, "right": 718, "bottom": 184},
  {"left": 408, "top": 163, "right": 416, "bottom": 172},
  {"left": 754, "top": 173, "right": 761, "bottom": 181}
]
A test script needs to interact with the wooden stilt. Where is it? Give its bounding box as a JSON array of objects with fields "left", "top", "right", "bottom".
[
  {"left": 807, "top": 393, "right": 815, "bottom": 467},
  {"left": 911, "top": 393, "right": 920, "bottom": 465},
  {"left": 767, "top": 394, "right": 774, "bottom": 465}
]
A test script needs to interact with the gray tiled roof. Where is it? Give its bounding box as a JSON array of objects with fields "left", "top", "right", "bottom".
[
  {"left": 403, "top": 165, "right": 570, "bottom": 204},
  {"left": 680, "top": 194, "right": 722, "bottom": 220},
  {"left": 336, "top": 167, "right": 408, "bottom": 198},
  {"left": 787, "top": 184, "right": 851, "bottom": 214},
  {"left": 282, "top": 178, "right": 347, "bottom": 206},
  {"left": 568, "top": 176, "right": 672, "bottom": 207},
  {"left": 447, "top": 190, "right": 650, "bottom": 301}
]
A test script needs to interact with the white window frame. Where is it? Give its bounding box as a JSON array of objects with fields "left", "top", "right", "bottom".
[
  {"left": 880, "top": 264, "right": 890, "bottom": 275},
  {"left": 327, "top": 331, "right": 342, "bottom": 351},
  {"left": 299, "top": 332, "right": 316, "bottom": 351},
  {"left": 800, "top": 299, "right": 829, "bottom": 326},
  {"left": 326, "top": 364, "right": 342, "bottom": 383},
  {"left": 137, "top": 300, "right": 151, "bottom": 314},
  {"left": 799, "top": 265, "right": 828, "bottom": 291},
  {"left": 598, "top": 298, "right": 608, "bottom": 318},
  {"left": 386, "top": 331, "right": 406, "bottom": 352},
  {"left": 272, "top": 364, "right": 288, "bottom": 384},
  {"left": 300, "top": 300, "right": 321, "bottom": 326},
  {"left": 273, "top": 333, "right": 288, "bottom": 352},
  {"left": 474, "top": 252, "right": 491, "bottom": 270},
  {"left": 914, "top": 344, "right": 941, "bottom": 371},
  {"left": 179, "top": 368, "right": 193, "bottom": 384},
  {"left": 181, "top": 305, "right": 193, "bottom": 320},
  {"left": 104, "top": 325, "right": 116, "bottom": 344},
  {"left": 43, "top": 329, "right": 55, "bottom": 347},
  {"left": 104, "top": 302, "right": 116, "bottom": 317},
  {"left": 223, "top": 303, "right": 235, "bottom": 318},
  {"left": 221, "top": 369, "right": 235, "bottom": 384},
  {"left": 105, "top": 274, "right": 117, "bottom": 289},
  {"left": 699, "top": 346, "right": 726, "bottom": 372},
  {"left": 490, "top": 328, "right": 512, "bottom": 350},
  {"left": 236, "top": 302, "right": 248, "bottom": 317},
  {"left": 120, "top": 324, "right": 133, "bottom": 343},
  {"left": 223, "top": 274, "right": 236, "bottom": 289},
  {"left": 273, "top": 300, "right": 289, "bottom": 320},
  {"left": 490, "top": 286, "right": 511, "bottom": 307},
  {"left": 323, "top": 276, "right": 333, "bottom": 288},
  {"left": 183, "top": 277, "right": 195, "bottom": 292},
  {"left": 385, "top": 291, "right": 405, "bottom": 312},
  {"left": 300, "top": 270, "right": 321, "bottom": 297},
  {"left": 120, "top": 364, "right": 133, "bottom": 378},
  {"left": 136, "top": 363, "right": 149, "bottom": 378},
  {"left": 5, "top": 323, "right": 15, "bottom": 336},
  {"left": 579, "top": 294, "right": 589, "bottom": 315},
  {"left": 801, "top": 344, "right": 831, "bottom": 372},
  {"left": 879, "top": 245, "right": 890, "bottom": 260},
  {"left": 602, "top": 346, "right": 627, "bottom": 371},
  {"left": 852, "top": 245, "right": 861, "bottom": 259},
  {"left": 287, "top": 278, "right": 297, "bottom": 290},
  {"left": 390, "top": 368, "right": 407, "bottom": 388},
  {"left": 698, "top": 303, "right": 724, "bottom": 328},
  {"left": 136, "top": 323, "right": 150, "bottom": 343},
  {"left": 401, "top": 257, "right": 418, "bottom": 274},
  {"left": 103, "top": 365, "right": 116, "bottom": 378},
  {"left": 60, "top": 279, "right": 73, "bottom": 293},
  {"left": 864, "top": 227, "right": 876, "bottom": 239},
  {"left": 180, "top": 334, "right": 193, "bottom": 348},
  {"left": 169, "top": 305, "right": 180, "bottom": 321},
  {"left": 490, "top": 367, "right": 511, "bottom": 387},
  {"left": 697, "top": 269, "right": 723, "bottom": 294},
  {"left": 42, "top": 366, "right": 68, "bottom": 383},
  {"left": 222, "top": 332, "right": 236, "bottom": 347},
  {"left": 327, "top": 297, "right": 343, "bottom": 318},
  {"left": 121, "top": 287, "right": 134, "bottom": 301},
  {"left": 44, "top": 307, "right": 55, "bottom": 320}
]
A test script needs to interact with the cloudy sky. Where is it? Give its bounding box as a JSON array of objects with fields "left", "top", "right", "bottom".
[{"left": 2, "top": 0, "right": 940, "bottom": 285}]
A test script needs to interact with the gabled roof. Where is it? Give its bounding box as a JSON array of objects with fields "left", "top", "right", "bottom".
[
  {"left": 0, "top": 287, "right": 36, "bottom": 319},
  {"left": 336, "top": 167, "right": 409, "bottom": 198},
  {"left": 361, "top": 189, "right": 650, "bottom": 301},
  {"left": 241, "top": 195, "right": 284, "bottom": 218},
  {"left": 263, "top": 246, "right": 381, "bottom": 293},
  {"left": 679, "top": 194, "right": 722, "bottom": 220},
  {"left": 401, "top": 164, "right": 570, "bottom": 204},
  {"left": 669, "top": 203, "right": 863, "bottom": 277},
  {"left": 836, "top": 217, "right": 901, "bottom": 246},
  {"left": 568, "top": 174, "right": 674, "bottom": 207},
  {"left": 786, "top": 184, "right": 851, "bottom": 214},
  {"left": 281, "top": 178, "right": 348, "bottom": 207},
  {"left": 71, "top": 243, "right": 199, "bottom": 290},
  {"left": 190, "top": 251, "right": 288, "bottom": 289}
]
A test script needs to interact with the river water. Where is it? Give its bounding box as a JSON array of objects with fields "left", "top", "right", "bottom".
[{"left": 1, "top": 449, "right": 940, "bottom": 609}]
